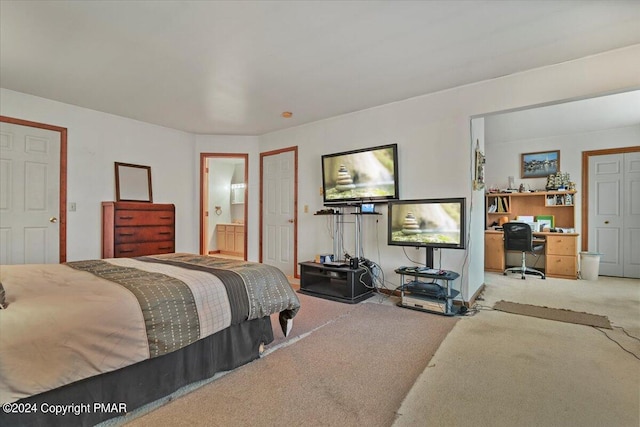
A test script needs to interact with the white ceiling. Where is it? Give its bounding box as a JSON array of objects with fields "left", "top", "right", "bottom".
[{"left": 1, "top": 1, "right": 640, "bottom": 135}]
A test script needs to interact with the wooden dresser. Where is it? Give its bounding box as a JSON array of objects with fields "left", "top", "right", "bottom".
[{"left": 102, "top": 201, "right": 175, "bottom": 258}]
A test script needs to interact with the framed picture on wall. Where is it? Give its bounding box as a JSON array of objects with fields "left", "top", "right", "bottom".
[{"left": 521, "top": 150, "right": 560, "bottom": 178}]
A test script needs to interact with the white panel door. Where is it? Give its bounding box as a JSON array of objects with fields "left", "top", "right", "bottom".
[
  {"left": 589, "top": 152, "right": 640, "bottom": 278},
  {"left": 262, "top": 150, "right": 295, "bottom": 276},
  {"left": 0, "top": 122, "right": 60, "bottom": 264},
  {"left": 623, "top": 152, "right": 640, "bottom": 278}
]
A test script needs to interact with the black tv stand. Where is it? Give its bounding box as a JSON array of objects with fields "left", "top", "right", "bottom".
[
  {"left": 299, "top": 262, "right": 373, "bottom": 304},
  {"left": 395, "top": 267, "right": 460, "bottom": 316}
]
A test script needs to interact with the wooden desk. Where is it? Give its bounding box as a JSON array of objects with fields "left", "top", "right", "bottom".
[{"left": 485, "top": 230, "right": 579, "bottom": 279}]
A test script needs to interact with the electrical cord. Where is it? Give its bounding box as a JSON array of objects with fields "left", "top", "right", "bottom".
[
  {"left": 615, "top": 326, "right": 640, "bottom": 342},
  {"left": 592, "top": 326, "right": 640, "bottom": 361}
]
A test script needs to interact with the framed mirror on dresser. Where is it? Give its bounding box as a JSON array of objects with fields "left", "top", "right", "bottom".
[{"left": 115, "top": 162, "right": 153, "bottom": 203}]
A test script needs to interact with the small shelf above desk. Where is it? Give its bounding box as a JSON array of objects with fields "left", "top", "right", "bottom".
[{"left": 486, "top": 191, "right": 577, "bottom": 229}]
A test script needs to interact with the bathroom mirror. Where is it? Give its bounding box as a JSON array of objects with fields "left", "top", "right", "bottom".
[{"left": 115, "top": 162, "right": 153, "bottom": 202}]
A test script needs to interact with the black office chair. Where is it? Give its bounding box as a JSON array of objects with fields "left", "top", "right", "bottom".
[{"left": 503, "top": 222, "right": 545, "bottom": 280}]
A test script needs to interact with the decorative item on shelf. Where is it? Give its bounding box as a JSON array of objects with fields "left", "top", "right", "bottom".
[
  {"left": 518, "top": 183, "right": 525, "bottom": 192},
  {"left": 565, "top": 194, "right": 573, "bottom": 206},
  {"left": 401, "top": 212, "right": 421, "bottom": 235},
  {"left": 487, "top": 184, "right": 500, "bottom": 194},
  {"left": 335, "top": 164, "right": 356, "bottom": 192},
  {"left": 545, "top": 174, "right": 555, "bottom": 190},
  {"left": 546, "top": 171, "right": 571, "bottom": 190},
  {"left": 569, "top": 181, "right": 576, "bottom": 191}
]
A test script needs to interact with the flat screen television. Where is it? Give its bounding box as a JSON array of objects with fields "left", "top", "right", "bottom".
[
  {"left": 387, "top": 198, "right": 466, "bottom": 267},
  {"left": 321, "top": 143, "right": 399, "bottom": 206}
]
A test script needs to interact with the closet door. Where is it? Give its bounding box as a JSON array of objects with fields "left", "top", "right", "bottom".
[
  {"left": 589, "top": 152, "right": 640, "bottom": 278},
  {"left": 623, "top": 152, "right": 640, "bottom": 278}
]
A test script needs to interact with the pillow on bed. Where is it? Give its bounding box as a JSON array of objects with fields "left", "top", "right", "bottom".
[{"left": 0, "top": 282, "right": 6, "bottom": 309}]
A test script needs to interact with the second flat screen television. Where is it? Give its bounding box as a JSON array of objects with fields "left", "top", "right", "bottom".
[
  {"left": 321, "top": 143, "right": 399, "bottom": 206},
  {"left": 388, "top": 198, "right": 466, "bottom": 267}
]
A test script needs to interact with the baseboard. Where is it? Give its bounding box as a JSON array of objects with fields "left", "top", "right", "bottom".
[{"left": 464, "top": 283, "right": 486, "bottom": 308}]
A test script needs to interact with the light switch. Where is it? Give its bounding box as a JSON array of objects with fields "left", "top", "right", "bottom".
[{"left": 69, "top": 202, "right": 77, "bottom": 212}]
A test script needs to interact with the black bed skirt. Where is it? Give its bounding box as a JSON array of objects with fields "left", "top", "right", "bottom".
[{"left": 1, "top": 317, "right": 274, "bottom": 427}]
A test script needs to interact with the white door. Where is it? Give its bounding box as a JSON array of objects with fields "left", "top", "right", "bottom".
[
  {"left": 0, "top": 122, "right": 60, "bottom": 264},
  {"left": 623, "top": 152, "right": 640, "bottom": 278},
  {"left": 262, "top": 150, "right": 295, "bottom": 276},
  {"left": 589, "top": 152, "right": 640, "bottom": 278}
]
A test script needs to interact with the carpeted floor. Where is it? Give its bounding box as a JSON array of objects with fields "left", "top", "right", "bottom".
[{"left": 121, "top": 294, "right": 457, "bottom": 426}]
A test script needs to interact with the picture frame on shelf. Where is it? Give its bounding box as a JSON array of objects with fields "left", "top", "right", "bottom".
[{"left": 521, "top": 150, "right": 560, "bottom": 179}]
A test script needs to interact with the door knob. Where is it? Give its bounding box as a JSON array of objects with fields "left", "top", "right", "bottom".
[
  {"left": 49, "top": 217, "right": 58, "bottom": 223},
  {"left": 288, "top": 219, "right": 294, "bottom": 223},
  {"left": 604, "top": 221, "right": 609, "bottom": 224}
]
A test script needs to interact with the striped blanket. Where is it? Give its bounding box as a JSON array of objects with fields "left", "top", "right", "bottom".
[{"left": 0, "top": 254, "right": 299, "bottom": 403}]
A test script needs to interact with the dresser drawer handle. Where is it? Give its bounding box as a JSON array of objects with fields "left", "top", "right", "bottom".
[
  {"left": 159, "top": 246, "right": 173, "bottom": 250},
  {"left": 118, "top": 233, "right": 134, "bottom": 236},
  {"left": 119, "top": 249, "right": 134, "bottom": 253},
  {"left": 160, "top": 216, "right": 172, "bottom": 220},
  {"left": 158, "top": 232, "right": 171, "bottom": 235},
  {"left": 119, "top": 216, "right": 134, "bottom": 220}
]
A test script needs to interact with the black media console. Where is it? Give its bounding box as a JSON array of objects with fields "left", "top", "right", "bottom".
[
  {"left": 299, "top": 262, "right": 373, "bottom": 304},
  {"left": 395, "top": 267, "right": 460, "bottom": 316}
]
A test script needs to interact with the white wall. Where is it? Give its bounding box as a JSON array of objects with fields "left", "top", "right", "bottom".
[
  {"left": 258, "top": 44, "right": 640, "bottom": 300},
  {"left": 0, "top": 89, "right": 197, "bottom": 261},
  {"left": 2, "top": 44, "right": 639, "bottom": 299}
]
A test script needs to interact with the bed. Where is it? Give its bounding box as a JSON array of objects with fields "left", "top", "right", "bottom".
[{"left": 0, "top": 253, "right": 300, "bottom": 427}]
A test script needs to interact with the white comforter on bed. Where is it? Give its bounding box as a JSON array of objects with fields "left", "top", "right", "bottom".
[{"left": 0, "top": 256, "right": 297, "bottom": 404}]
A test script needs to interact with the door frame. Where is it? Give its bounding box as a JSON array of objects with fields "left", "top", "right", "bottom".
[
  {"left": 581, "top": 145, "right": 640, "bottom": 251},
  {"left": 199, "top": 153, "right": 248, "bottom": 258},
  {"left": 259, "top": 146, "right": 298, "bottom": 278},
  {"left": 0, "top": 115, "right": 67, "bottom": 262}
]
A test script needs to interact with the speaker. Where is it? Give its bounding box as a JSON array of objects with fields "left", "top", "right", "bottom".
[{"left": 349, "top": 257, "right": 359, "bottom": 269}]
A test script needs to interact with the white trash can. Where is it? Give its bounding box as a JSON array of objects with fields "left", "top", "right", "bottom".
[{"left": 580, "top": 252, "right": 602, "bottom": 280}]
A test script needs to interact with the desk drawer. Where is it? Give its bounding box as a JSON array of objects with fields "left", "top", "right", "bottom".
[
  {"left": 546, "top": 255, "right": 577, "bottom": 278},
  {"left": 546, "top": 235, "right": 577, "bottom": 256}
]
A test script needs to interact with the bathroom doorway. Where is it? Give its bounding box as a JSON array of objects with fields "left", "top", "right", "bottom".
[{"left": 200, "top": 153, "right": 248, "bottom": 260}]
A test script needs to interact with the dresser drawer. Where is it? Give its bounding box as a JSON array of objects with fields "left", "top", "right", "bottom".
[
  {"left": 546, "top": 235, "right": 577, "bottom": 256},
  {"left": 114, "top": 241, "right": 175, "bottom": 257},
  {"left": 114, "top": 210, "right": 174, "bottom": 226},
  {"left": 546, "top": 255, "right": 577, "bottom": 278},
  {"left": 114, "top": 226, "right": 174, "bottom": 244}
]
